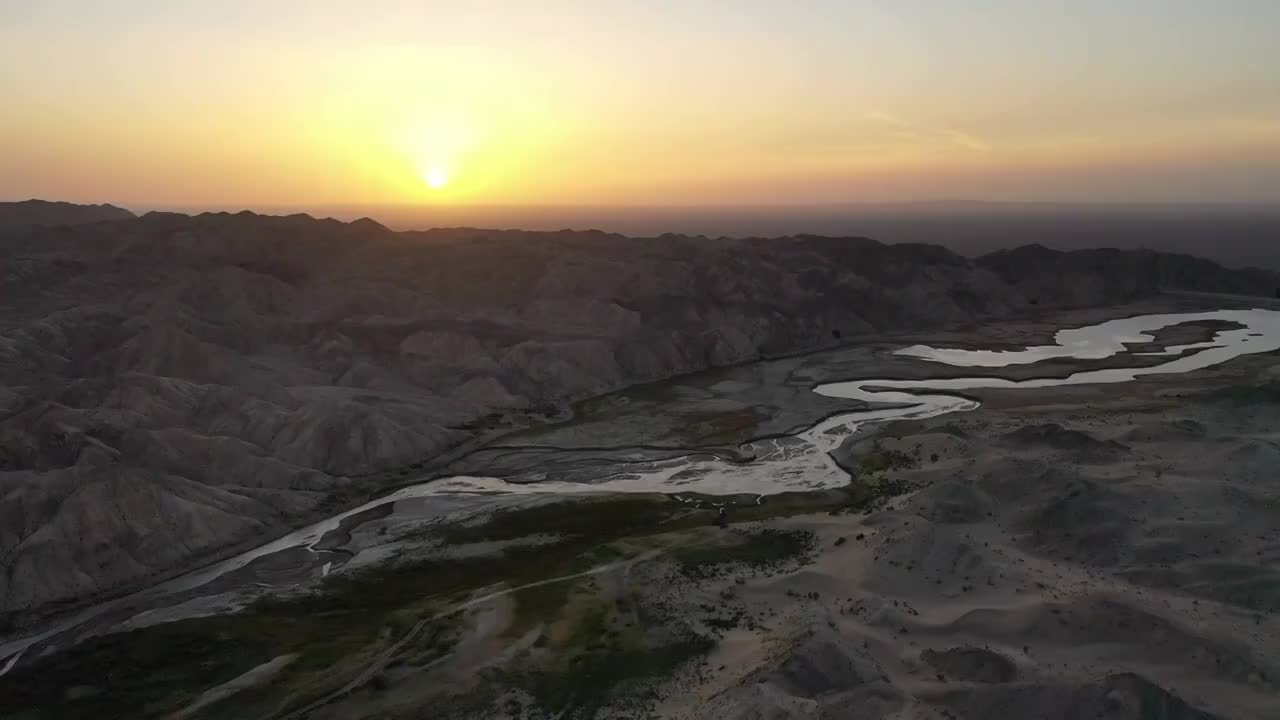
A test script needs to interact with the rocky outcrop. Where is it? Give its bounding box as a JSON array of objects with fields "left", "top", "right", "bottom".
[{"left": 1, "top": 204, "right": 1277, "bottom": 618}]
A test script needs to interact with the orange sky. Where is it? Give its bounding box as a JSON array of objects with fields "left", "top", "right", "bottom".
[{"left": 3, "top": 2, "right": 1280, "bottom": 207}]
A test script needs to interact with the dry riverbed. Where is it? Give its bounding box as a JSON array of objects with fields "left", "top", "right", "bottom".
[{"left": 3, "top": 294, "right": 1279, "bottom": 719}]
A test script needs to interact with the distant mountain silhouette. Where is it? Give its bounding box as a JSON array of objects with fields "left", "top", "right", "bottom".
[
  {"left": 282, "top": 202, "right": 1280, "bottom": 270},
  {"left": 0, "top": 199, "right": 134, "bottom": 231}
]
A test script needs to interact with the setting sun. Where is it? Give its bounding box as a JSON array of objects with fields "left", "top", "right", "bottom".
[
  {"left": 424, "top": 165, "right": 449, "bottom": 190},
  {"left": 2, "top": 3, "right": 1278, "bottom": 208},
  {"left": 5, "top": 4, "right": 1280, "bottom": 716}
]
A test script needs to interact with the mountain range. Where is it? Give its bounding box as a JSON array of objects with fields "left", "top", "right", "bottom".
[{"left": 2, "top": 199, "right": 1276, "bottom": 622}]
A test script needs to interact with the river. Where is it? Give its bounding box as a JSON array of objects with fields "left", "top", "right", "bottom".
[{"left": 2, "top": 307, "right": 1279, "bottom": 674}]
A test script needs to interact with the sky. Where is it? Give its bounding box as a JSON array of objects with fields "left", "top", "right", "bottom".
[{"left": 3, "top": 1, "right": 1280, "bottom": 208}]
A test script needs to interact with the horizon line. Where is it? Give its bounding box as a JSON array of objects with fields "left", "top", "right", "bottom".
[{"left": 12, "top": 197, "right": 1280, "bottom": 214}]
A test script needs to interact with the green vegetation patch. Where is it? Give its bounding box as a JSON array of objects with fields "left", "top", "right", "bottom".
[
  {"left": 1207, "top": 381, "right": 1280, "bottom": 406},
  {"left": 507, "top": 580, "right": 582, "bottom": 638},
  {"left": 441, "top": 496, "right": 691, "bottom": 544},
  {"left": 0, "top": 624, "right": 273, "bottom": 720},
  {"left": 858, "top": 444, "right": 917, "bottom": 475},
  {"left": 516, "top": 633, "right": 713, "bottom": 719},
  {"left": 571, "top": 393, "right": 633, "bottom": 420},
  {"left": 546, "top": 380, "right": 675, "bottom": 429},
  {"left": 501, "top": 593, "right": 714, "bottom": 719},
  {"left": 676, "top": 408, "right": 761, "bottom": 445},
  {"left": 1, "top": 485, "right": 903, "bottom": 720},
  {"left": 675, "top": 529, "right": 816, "bottom": 579},
  {"left": 0, "top": 496, "right": 704, "bottom": 720}
]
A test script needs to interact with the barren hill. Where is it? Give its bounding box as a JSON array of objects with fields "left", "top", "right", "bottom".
[{"left": 1, "top": 202, "right": 1275, "bottom": 618}]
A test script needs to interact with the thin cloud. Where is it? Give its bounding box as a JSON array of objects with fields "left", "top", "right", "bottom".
[{"left": 865, "top": 111, "right": 991, "bottom": 153}]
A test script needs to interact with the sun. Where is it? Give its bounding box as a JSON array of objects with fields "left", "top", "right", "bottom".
[{"left": 424, "top": 165, "right": 449, "bottom": 190}]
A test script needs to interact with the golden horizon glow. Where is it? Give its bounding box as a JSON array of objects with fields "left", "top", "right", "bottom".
[{"left": 3, "top": 3, "right": 1280, "bottom": 207}]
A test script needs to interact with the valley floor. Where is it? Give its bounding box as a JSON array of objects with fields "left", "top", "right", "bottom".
[{"left": 3, "top": 294, "right": 1279, "bottom": 719}]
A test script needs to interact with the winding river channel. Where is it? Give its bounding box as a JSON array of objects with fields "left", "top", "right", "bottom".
[
  {"left": 3, "top": 308, "right": 1280, "bottom": 673},
  {"left": 423, "top": 309, "right": 1280, "bottom": 497}
]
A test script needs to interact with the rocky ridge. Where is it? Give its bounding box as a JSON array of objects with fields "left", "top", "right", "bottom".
[{"left": 1, "top": 201, "right": 1276, "bottom": 618}]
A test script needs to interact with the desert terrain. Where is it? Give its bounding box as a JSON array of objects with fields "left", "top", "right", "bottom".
[
  {"left": 4, "top": 200, "right": 1277, "bottom": 623},
  {"left": 2, "top": 282, "right": 1278, "bottom": 719},
  {"left": 6, "top": 2, "right": 1280, "bottom": 717}
]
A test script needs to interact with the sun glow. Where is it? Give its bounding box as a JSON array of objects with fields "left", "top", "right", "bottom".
[{"left": 424, "top": 165, "right": 449, "bottom": 190}]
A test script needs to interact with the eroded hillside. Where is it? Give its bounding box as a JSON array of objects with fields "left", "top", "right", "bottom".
[{"left": 1, "top": 203, "right": 1276, "bottom": 618}]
